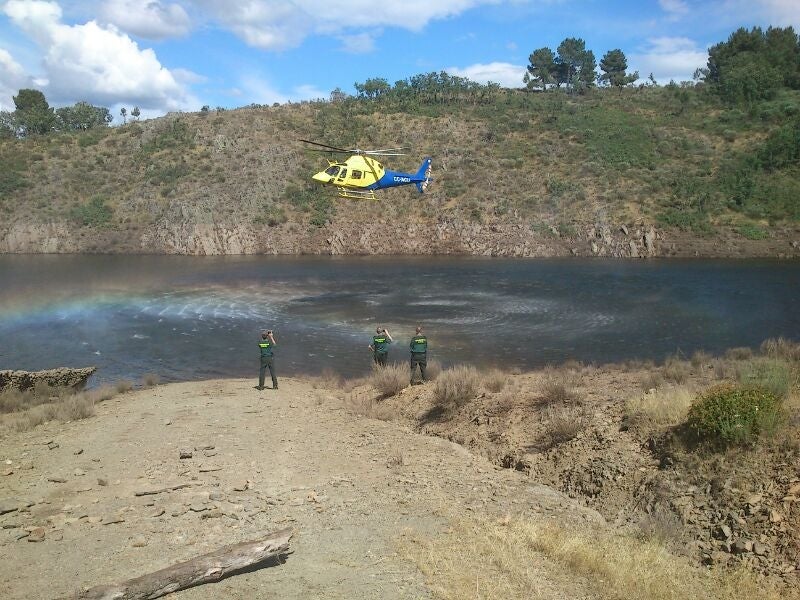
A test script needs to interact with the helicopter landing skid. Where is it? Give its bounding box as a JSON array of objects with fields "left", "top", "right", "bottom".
[{"left": 337, "top": 187, "right": 376, "bottom": 200}]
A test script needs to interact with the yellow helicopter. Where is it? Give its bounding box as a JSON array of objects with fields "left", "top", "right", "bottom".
[{"left": 301, "top": 139, "right": 432, "bottom": 200}]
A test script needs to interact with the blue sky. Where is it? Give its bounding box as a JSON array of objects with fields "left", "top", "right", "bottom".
[{"left": 1, "top": 1, "right": 798, "bottom": 120}]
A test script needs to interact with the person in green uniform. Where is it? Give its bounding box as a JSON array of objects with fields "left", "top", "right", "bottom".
[
  {"left": 257, "top": 329, "right": 278, "bottom": 390},
  {"left": 409, "top": 325, "right": 428, "bottom": 384},
  {"left": 368, "top": 327, "right": 393, "bottom": 367}
]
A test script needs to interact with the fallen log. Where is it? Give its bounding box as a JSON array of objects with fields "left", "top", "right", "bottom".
[
  {"left": 133, "top": 482, "right": 201, "bottom": 496},
  {"left": 71, "top": 528, "right": 292, "bottom": 600}
]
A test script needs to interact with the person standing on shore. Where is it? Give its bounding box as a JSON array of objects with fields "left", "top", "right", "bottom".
[
  {"left": 409, "top": 325, "right": 428, "bottom": 384},
  {"left": 257, "top": 329, "right": 278, "bottom": 390},
  {"left": 369, "top": 327, "right": 393, "bottom": 367}
]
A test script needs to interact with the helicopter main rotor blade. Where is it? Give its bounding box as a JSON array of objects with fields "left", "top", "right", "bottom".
[
  {"left": 299, "top": 139, "right": 352, "bottom": 153},
  {"left": 363, "top": 151, "right": 406, "bottom": 156}
]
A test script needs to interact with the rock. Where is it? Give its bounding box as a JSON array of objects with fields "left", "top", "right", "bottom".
[
  {"left": 208, "top": 492, "right": 224, "bottom": 502},
  {"left": 2, "top": 468, "right": 12, "bottom": 476},
  {"left": 203, "top": 449, "right": 218, "bottom": 457},
  {"left": 705, "top": 551, "right": 731, "bottom": 566},
  {"left": 102, "top": 515, "right": 125, "bottom": 525},
  {"left": 629, "top": 240, "right": 639, "bottom": 258},
  {"left": 47, "top": 442, "right": 59, "bottom": 450},
  {"left": 714, "top": 524, "right": 732, "bottom": 540},
  {"left": 753, "top": 542, "right": 768, "bottom": 556},
  {"left": 179, "top": 449, "right": 193, "bottom": 459},
  {"left": 47, "top": 477, "right": 67, "bottom": 484},
  {"left": 50, "top": 529, "right": 63, "bottom": 541},
  {"left": 769, "top": 509, "right": 783, "bottom": 523},
  {"left": 732, "top": 539, "right": 753, "bottom": 554},
  {"left": 644, "top": 228, "right": 656, "bottom": 255},
  {"left": 0, "top": 501, "right": 19, "bottom": 516},
  {"left": 620, "top": 225, "right": 629, "bottom": 235},
  {"left": 746, "top": 494, "right": 762, "bottom": 505},
  {"left": 232, "top": 481, "right": 251, "bottom": 492},
  {"left": 150, "top": 508, "right": 165, "bottom": 518},
  {"left": 189, "top": 504, "right": 208, "bottom": 513},
  {"left": 0, "top": 367, "right": 96, "bottom": 392},
  {"left": 74, "top": 448, "right": 83, "bottom": 455},
  {"left": 787, "top": 483, "right": 800, "bottom": 497},
  {"left": 73, "top": 469, "right": 86, "bottom": 477},
  {"left": 201, "top": 509, "right": 223, "bottom": 520},
  {"left": 97, "top": 478, "right": 108, "bottom": 486},
  {"left": 27, "top": 527, "right": 45, "bottom": 542},
  {"left": 131, "top": 536, "right": 148, "bottom": 547},
  {"left": 163, "top": 419, "right": 172, "bottom": 426}
]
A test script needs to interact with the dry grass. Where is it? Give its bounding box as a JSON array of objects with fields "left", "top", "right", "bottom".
[
  {"left": 425, "top": 359, "right": 442, "bottom": 381},
  {"left": 370, "top": 363, "right": 408, "bottom": 398},
  {"left": 726, "top": 346, "right": 754, "bottom": 361},
  {"left": 484, "top": 368, "right": 507, "bottom": 393},
  {"left": 542, "top": 403, "right": 587, "bottom": 447},
  {"left": 310, "top": 367, "right": 344, "bottom": 390},
  {"left": 0, "top": 379, "right": 135, "bottom": 433},
  {"left": 539, "top": 367, "right": 581, "bottom": 405},
  {"left": 641, "top": 370, "right": 665, "bottom": 391},
  {"left": 690, "top": 350, "right": 712, "bottom": 368},
  {"left": 141, "top": 373, "right": 161, "bottom": 387},
  {"left": 402, "top": 516, "right": 794, "bottom": 600},
  {"left": 432, "top": 365, "right": 480, "bottom": 408},
  {"left": 115, "top": 379, "right": 134, "bottom": 393},
  {"left": 624, "top": 385, "right": 694, "bottom": 433},
  {"left": 662, "top": 357, "right": 690, "bottom": 384},
  {"left": 760, "top": 337, "right": 800, "bottom": 362}
]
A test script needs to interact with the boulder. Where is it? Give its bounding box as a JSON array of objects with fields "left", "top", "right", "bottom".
[{"left": 0, "top": 367, "right": 96, "bottom": 392}]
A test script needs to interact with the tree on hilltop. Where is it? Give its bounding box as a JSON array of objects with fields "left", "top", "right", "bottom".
[
  {"left": 525, "top": 47, "right": 557, "bottom": 90},
  {"left": 13, "top": 88, "right": 56, "bottom": 136},
  {"left": 556, "top": 38, "right": 596, "bottom": 92},
  {"left": 599, "top": 49, "right": 639, "bottom": 87},
  {"left": 131, "top": 106, "right": 141, "bottom": 121},
  {"left": 56, "top": 101, "right": 113, "bottom": 131}
]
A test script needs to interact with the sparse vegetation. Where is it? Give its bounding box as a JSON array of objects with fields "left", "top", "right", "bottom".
[
  {"left": 736, "top": 357, "right": 791, "bottom": 399},
  {"left": 540, "top": 367, "right": 581, "bottom": 405},
  {"left": 141, "top": 373, "right": 161, "bottom": 387},
  {"left": 433, "top": 365, "right": 480, "bottom": 408},
  {"left": 484, "top": 368, "right": 506, "bottom": 393},
  {"left": 369, "top": 363, "right": 408, "bottom": 398},
  {"left": 402, "top": 516, "right": 790, "bottom": 600},
  {"left": 625, "top": 385, "right": 694, "bottom": 433},
  {"left": 543, "top": 403, "right": 587, "bottom": 446}
]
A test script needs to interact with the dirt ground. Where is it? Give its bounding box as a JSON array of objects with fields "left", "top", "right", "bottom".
[{"left": 0, "top": 378, "right": 602, "bottom": 599}]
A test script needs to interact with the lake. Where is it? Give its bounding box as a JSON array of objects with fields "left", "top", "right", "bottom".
[{"left": 1, "top": 255, "right": 799, "bottom": 384}]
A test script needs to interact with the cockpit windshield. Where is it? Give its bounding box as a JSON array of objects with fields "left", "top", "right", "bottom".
[{"left": 324, "top": 166, "right": 341, "bottom": 177}]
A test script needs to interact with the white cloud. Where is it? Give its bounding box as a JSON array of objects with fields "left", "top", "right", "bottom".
[
  {"left": 338, "top": 32, "right": 376, "bottom": 54},
  {"left": 3, "top": 0, "right": 196, "bottom": 112},
  {"left": 0, "top": 48, "right": 33, "bottom": 110},
  {"left": 235, "top": 75, "right": 328, "bottom": 106},
  {"left": 746, "top": 0, "right": 800, "bottom": 25},
  {"left": 188, "top": 0, "right": 501, "bottom": 50},
  {"left": 630, "top": 37, "right": 707, "bottom": 84},
  {"left": 100, "top": 0, "right": 191, "bottom": 40},
  {"left": 446, "top": 62, "right": 526, "bottom": 88},
  {"left": 659, "top": 0, "right": 689, "bottom": 20}
]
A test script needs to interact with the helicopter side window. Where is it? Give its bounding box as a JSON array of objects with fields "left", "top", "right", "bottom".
[
  {"left": 338, "top": 168, "right": 347, "bottom": 179},
  {"left": 325, "top": 166, "right": 340, "bottom": 177},
  {"left": 351, "top": 170, "right": 362, "bottom": 179}
]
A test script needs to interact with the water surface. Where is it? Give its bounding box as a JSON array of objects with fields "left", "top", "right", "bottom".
[{"left": 1, "top": 256, "right": 798, "bottom": 384}]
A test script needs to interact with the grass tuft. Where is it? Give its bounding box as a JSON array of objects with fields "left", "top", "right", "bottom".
[
  {"left": 433, "top": 365, "right": 480, "bottom": 409},
  {"left": 625, "top": 385, "right": 694, "bottom": 433},
  {"left": 369, "top": 363, "right": 408, "bottom": 398}
]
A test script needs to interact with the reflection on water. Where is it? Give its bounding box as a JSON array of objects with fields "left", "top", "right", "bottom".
[{"left": 1, "top": 255, "right": 799, "bottom": 384}]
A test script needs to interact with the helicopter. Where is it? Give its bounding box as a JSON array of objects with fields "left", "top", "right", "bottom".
[{"left": 301, "top": 139, "right": 432, "bottom": 200}]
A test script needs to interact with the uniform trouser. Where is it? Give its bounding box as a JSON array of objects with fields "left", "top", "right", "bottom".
[
  {"left": 259, "top": 357, "right": 277, "bottom": 389},
  {"left": 373, "top": 352, "right": 388, "bottom": 367},
  {"left": 410, "top": 353, "right": 427, "bottom": 382}
]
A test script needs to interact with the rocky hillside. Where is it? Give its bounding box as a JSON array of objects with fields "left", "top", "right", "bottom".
[{"left": 1, "top": 87, "right": 799, "bottom": 256}]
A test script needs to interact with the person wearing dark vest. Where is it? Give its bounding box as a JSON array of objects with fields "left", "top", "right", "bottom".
[
  {"left": 409, "top": 325, "right": 428, "bottom": 384},
  {"left": 257, "top": 329, "right": 278, "bottom": 390},
  {"left": 368, "top": 327, "right": 393, "bottom": 367}
]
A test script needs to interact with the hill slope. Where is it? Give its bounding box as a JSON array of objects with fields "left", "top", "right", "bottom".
[{"left": 1, "top": 88, "right": 799, "bottom": 256}]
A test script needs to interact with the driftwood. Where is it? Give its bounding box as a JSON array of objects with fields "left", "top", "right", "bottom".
[
  {"left": 133, "top": 482, "right": 201, "bottom": 497},
  {"left": 72, "top": 528, "right": 292, "bottom": 599}
]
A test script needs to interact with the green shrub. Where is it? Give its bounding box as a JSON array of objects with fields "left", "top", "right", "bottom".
[
  {"left": 70, "top": 196, "right": 113, "bottom": 227},
  {"left": 736, "top": 223, "right": 768, "bottom": 240},
  {"left": 686, "top": 384, "right": 782, "bottom": 447},
  {"left": 736, "top": 358, "right": 791, "bottom": 399}
]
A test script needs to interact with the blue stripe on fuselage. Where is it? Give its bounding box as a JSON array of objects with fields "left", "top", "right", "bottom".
[{"left": 372, "top": 169, "right": 415, "bottom": 190}]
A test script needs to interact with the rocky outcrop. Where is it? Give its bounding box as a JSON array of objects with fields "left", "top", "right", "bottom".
[{"left": 0, "top": 367, "right": 97, "bottom": 392}]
